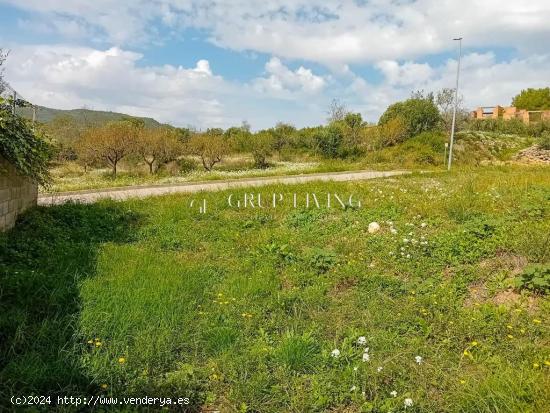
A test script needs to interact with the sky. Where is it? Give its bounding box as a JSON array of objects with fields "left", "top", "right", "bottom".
[{"left": 0, "top": 0, "right": 549, "bottom": 130}]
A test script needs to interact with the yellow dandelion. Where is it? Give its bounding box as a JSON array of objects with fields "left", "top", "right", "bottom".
[
  {"left": 459, "top": 379, "right": 466, "bottom": 385},
  {"left": 246, "top": 314, "right": 253, "bottom": 318},
  {"left": 507, "top": 334, "right": 514, "bottom": 339},
  {"left": 95, "top": 341, "right": 102, "bottom": 347},
  {"left": 544, "top": 360, "right": 550, "bottom": 366},
  {"left": 471, "top": 341, "right": 478, "bottom": 346},
  {"left": 533, "top": 319, "right": 542, "bottom": 324},
  {"left": 217, "top": 293, "right": 223, "bottom": 297},
  {"left": 241, "top": 313, "right": 247, "bottom": 317},
  {"left": 520, "top": 328, "right": 526, "bottom": 334},
  {"left": 533, "top": 363, "right": 540, "bottom": 368},
  {"left": 94, "top": 338, "right": 100, "bottom": 341},
  {"left": 118, "top": 357, "right": 126, "bottom": 364},
  {"left": 506, "top": 325, "right": 513, "bottom": 329},
  {"left": 101, "top": 384, "right": 108, "bottom": 389}
]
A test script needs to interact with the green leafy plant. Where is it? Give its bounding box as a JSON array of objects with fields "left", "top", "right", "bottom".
[
  {"left": 0, "top": 109, "right": 52, "bottom": 185},
  {"left": 308, "top": 248, "right": 338, "bottom": 274},
  {"left": 513, "top": 264, "right": 550, "bottom": 294}
]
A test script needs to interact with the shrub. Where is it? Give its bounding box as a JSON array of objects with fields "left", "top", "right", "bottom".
[
  {"left": 538, "top": 131, "right": 550, "bottom": 150},
  {"left": 379, "top": 98, "right": 441, "bottom": 140},
  {"left": 314, "top": 124, "right": 344, "bottom": 158},
  {"left": 0, "top": 109, "right": 52, "bottom": 185}
]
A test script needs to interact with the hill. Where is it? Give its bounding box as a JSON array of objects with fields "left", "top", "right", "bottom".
[{"left": 15, "top": 105, "right": 162, "bottom": 128}]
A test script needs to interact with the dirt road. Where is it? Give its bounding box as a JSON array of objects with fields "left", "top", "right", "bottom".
[{"left": 38, "top": 170, "right": 409, "bottom": 205}]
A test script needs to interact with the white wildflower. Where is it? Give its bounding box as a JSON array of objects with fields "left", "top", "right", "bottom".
[
  {"left": 390, "top": 227, "right": 398, "bottom": 234},
  {"left": 331, "top": 349, "right": 341, "bottom": 358},
  {"left": 357, "top": 336, "right": 367, "bottom": 345},
  {"left": 403, "top": 238, "right": 409, "bottom": 243},
  {"left": 362, "top": 352, "right": 370, "bottom": 362},
  {"left": 390, "top": 390, "right": 397, "bottom": 397},
  {"left": 404, "top": 398, "right": 413, "bottom": 408},
  {"left": 415, "top": 355, "right": 423, "bottom": 364},
  {"left": 421, "top": 222, "right": 427, "bottom": 228},
  {"left": 350, "top": 385, "right": 357, "bottom": 391},
  {"left": 368, "top": 222, "right": 381, "bottom": 234},
  {"left": 377, "top": 366, "right": 383, "bottom": 372}
]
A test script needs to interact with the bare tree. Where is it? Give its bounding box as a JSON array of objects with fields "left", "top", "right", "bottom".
[
  {"left": 327, "top": 98, "right": 348, "bottom": 123},
  {"left": 435, "top": 88, "right": 465, "bottom": 132}
]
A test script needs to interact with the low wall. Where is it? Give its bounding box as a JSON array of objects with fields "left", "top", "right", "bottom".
[{"left": 0, "top": 157, "right": 38, "bottom": 232}]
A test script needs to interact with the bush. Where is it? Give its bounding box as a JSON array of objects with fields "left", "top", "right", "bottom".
[
  {"left": 176, "top": 157, "right": 197, "bottom": 173},
  {"left": 379, "top": 98, "right": 441, "bottom": 140},
  {"left": 0, "top": 109, "right": 52, "bottom": 185},
  {"left": 314, "top": 124, "right": 344, "bottom": 158},
  {"left": 538, "top": 131, "right": 550, "bottom": 150}
]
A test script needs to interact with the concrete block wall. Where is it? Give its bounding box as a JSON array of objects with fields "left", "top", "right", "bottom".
[{"left": 0, "top": 157, "right": 38, "bottom": 232}]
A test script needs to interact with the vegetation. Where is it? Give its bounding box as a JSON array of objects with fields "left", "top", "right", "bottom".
[
  {"left": 76, "top": 120, "right": 142, "bottom": 176},
  {"left": 379, "top": 98, "right": 441, "bottom": 140},
  {"left": 1, "top": 166, "right": 549, "bottom": 412},
  {"left": 187, "top": 132, "right": 229, "bottom": 171},
  {"left": 512, "top": 88, "right": 550, "bottom": 110},
  {"left": 0, "top": 109, "right": 52, "bottom": 185}
]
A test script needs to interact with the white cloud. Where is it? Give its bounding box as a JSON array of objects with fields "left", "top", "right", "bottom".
[
  {"left": 346, "top": 52, "right": 550, "bottom": 122},
  {"left": 4, "top": 1, "right": 550, "bottom": 63},
  {"left": 3, "top": 45, "right": 329, "bottom": 129},
  {"left": 4, "top": 45, "right": 232, "bottom": 126},
  {"left": 253, "top": 57, "right": 326, "bottom": 96},
  {"left": 375, "top": 60, "right": 434, "bottom": 86}
]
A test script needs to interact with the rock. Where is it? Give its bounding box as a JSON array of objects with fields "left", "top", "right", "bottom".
[
  {"left": 514, "top": 145, "right": 550, "bottom": 164},
  {"left": 368, "top": 222, "right": 381, "bottom": 234}
]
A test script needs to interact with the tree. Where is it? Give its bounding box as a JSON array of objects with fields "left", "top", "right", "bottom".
[
  {"left": 250, "top": 131, "right": 274, "bottom": 168},
  {"left": 378, "top": 98, "right": 441, "bottom": 140},
  {"left": 137, "top": 127, "right": 183, "bottom": 174},
  {"left": 512, "top": 88, "right": 550, "bottom": 110},
  {"left": 76, "top": 120, "right": 140, "bottom": 176},
  {"left": 327, "top": 98, "right": 348, "bottom": 123},
  {"left": 187, "top": 133, "right": 228, "bottom": 171},
  {"left": 272, "top": 122, "right": 296, "bottom": 156},
  {"left": 434, "top": 88, "right": 467, "bottom": 132},
  {"left": 343, "top": 112, "right": 363, "bottom": 147}
]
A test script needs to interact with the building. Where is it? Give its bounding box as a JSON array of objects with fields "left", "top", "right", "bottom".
[{"left": 471, "top": 105, "right": 550, "bottom": 124}]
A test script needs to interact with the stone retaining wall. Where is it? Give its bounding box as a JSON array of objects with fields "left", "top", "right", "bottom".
[{"left": 0, "top": 157, "right": 38, "bottom": 231}]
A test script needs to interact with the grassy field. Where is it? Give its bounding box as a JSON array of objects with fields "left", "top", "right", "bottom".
[
  {"left": 43, "top": 131, "right": 536, "bottom": 194},
  {"left": 1, "top": 165, "right": 549, "bottom": 412}
]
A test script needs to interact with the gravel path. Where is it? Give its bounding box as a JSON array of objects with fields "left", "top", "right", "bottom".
[{"left": 38, "top": 170, "right": 409, "bottom": 205}]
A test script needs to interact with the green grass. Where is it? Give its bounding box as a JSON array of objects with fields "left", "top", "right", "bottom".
[{"left": 1, "top": 165, "right": 549, "bottom": 412}]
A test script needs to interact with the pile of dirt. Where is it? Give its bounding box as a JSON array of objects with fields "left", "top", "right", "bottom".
[{"left": 514, "top": 145, "right": 550, "bottom": 164}]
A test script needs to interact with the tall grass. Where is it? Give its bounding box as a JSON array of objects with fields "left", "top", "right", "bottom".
[{"left": 1, "top": 166, "right": 549, "bottom": 412}]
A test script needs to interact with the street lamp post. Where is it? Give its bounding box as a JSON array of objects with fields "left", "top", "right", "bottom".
[{"left": 447, "top": 37, "right": 462, "bottom": 171}]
